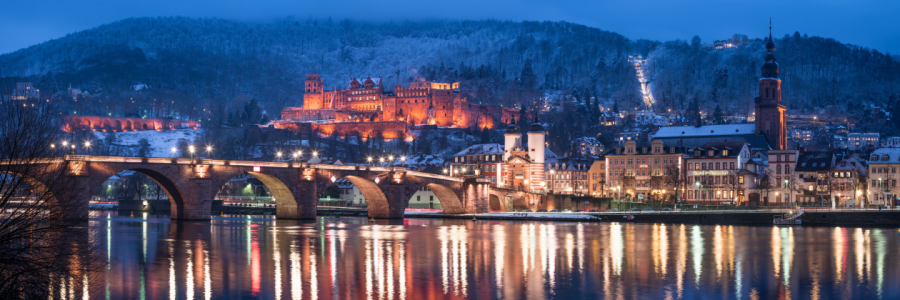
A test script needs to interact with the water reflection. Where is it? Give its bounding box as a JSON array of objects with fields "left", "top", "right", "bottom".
[{"left": 86, "top": 213, "right": 900, "bottom": 299}]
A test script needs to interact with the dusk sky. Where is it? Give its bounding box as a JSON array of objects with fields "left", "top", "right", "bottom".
[{"left": 3, "top": 0, "right": 899, "bottom": 55}]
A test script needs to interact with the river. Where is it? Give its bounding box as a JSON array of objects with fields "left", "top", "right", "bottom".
[{"left": 83, "top": 212, "right": 899, "bottom": 299}]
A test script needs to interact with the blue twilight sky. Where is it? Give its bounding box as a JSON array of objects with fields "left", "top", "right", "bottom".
[{"left": 2, "top": 0, "right": 899, "bottom": 55}]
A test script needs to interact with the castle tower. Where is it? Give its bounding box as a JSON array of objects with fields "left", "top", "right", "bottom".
[
  {"left": 503, "top": 120, "right": 522, "bottom": 161},
  {"left": 303, "top": 74, "right": 324, "bottom": 109},
  {"left": 527, "top": 117, "right": 546, "bottom": 191},
  {"left": 755, "top": 22, "right": 787, "bottom": 150}
]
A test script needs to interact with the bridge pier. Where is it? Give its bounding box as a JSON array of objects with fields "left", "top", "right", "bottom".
[
  {"left": 173, "top": 177, "right": 214, "bottom": 220},
  {"left": 373, "top": 184, "right": 406, "bottom": 219},
  {"left": 278, "top": 179, "right": 317, "bottom": 219}
]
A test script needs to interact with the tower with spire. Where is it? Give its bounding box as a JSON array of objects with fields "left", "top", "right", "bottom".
[{"left": 755, "top": 19, "right": 787, "bottom": 150}]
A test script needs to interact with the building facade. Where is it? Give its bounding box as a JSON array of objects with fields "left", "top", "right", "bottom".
[
  {"left": 683, "top": 142, "right": 752, "bottom": 205},
  {"left": 447, "top": 143, "right": 504, "bottom": 185},
  {"left": 867, "top": 148, "right": 900, "bottom": 207},
  {"left": 571, "top": 137, "right": 604, "bottom": 158},
  {"left": 849, "top": 133, "right": 880, "bottom": 151},
  {"left": 545, "top": 158, "right": 592, "bottom": 195},
  {"left": 605, "top": 140, "right": 683, "bottom": 202}
]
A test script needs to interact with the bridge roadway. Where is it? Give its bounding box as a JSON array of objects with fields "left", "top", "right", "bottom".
[{"left": 2, "top": 155, "right": 491, "bottom": 220}]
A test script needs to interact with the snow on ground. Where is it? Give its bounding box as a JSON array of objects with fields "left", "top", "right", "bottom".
[{"left": 93, "top": 129, "right": 204, "bottom": 157}]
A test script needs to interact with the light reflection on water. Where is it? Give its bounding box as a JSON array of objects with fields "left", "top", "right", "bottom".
[{"left": 88, "top": 212, "right": 900, "bottom": 299}]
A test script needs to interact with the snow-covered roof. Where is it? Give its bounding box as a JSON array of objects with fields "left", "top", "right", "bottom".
[
  {"left": 453, "top": 143, "right": 504, "bottom": 156},
  {"left": 868, "top": 148, "right": 900, "bottom": 164},
  {"left": 652, "top": 124, "right": 756, "bottom": 138},
  {"left": 333, "top": 178, "right": 355, "bottom": 189}
]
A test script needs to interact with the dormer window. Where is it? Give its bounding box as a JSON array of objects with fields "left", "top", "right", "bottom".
[
  {"left": 722, "top": 150, "right": 728, "bottom": 156},
  {"left": 872, "top": 155, "right": 878, "bottom": 161},
  {"left": 883, "top": 155, "right": 890, "bottom": 161},
  {"left": 708, "top": 150, "right": 714, "bottom": 157}
]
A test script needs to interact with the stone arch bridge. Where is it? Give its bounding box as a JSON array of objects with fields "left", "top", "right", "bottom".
[{"left": 4, "top": 155, "right": 489, "bottom": 220}]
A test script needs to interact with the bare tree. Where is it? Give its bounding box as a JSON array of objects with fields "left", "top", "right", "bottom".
[
  {"left": 0, "top": 95, "right": 98, "bottom": 297},
  {"left": 758, "top": 169, "right": 773, "bottom": 206},
  {"left": 727, "top": 173, "right": 743, "bottom": 205},
  {"left": 664, "top": 164, "right": 685, "bottom": 204}
]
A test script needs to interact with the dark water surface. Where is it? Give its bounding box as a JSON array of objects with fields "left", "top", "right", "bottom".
[{"left": 87, "top": 212, "right": 900, "bottom": 299}]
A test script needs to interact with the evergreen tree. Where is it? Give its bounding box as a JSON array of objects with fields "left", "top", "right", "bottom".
[
  {"left": 137, "top": 138, "right": 152, "bottom": 157},
  {"left": 519, "top": 59, "right": 537, "bottom": 89},
  {"left": 889, "top": 92, "right": 900, "bottom": 129},
  {"left": 480, "top": 127, "right": 491, "bottom": 144},
  {"left": 713, "top": 104, "right": 725, "bottom": 124}
]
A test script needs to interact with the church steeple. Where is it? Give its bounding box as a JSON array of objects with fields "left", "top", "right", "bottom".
[
  {"left": 755, "top": 19, "right": 787, "bottom": 150},
  {"left": 761, "top": 19, "right": 780, "bottom": 78}
]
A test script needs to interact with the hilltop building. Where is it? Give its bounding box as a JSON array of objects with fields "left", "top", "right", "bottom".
[{"left": 274, "top": 74, "right": 518, "bottom": 140}]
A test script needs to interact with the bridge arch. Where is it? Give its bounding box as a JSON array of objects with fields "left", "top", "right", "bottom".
[
  {"left": 101, "top": 119, "right": 111, "bottom": 130},
  {"left": 0, "top": 167, "right": 91, "bottom": 219},
  {"left": 114, "top": 120, "right": 122, "bottom": 131},
  {"left": 90, "top": 167, "right": 189, "bottom": 218},
  {"left": 423, "top": 183, "right": 465, "bottom": 214},
  {"left": 92, "top": 118, "right": 102, "bottom": 130},
  {"left": 243, "top": 172, "right": 297, "bottom": 214},
  {"left": 489, "top": 194, "right": 504, "bottom": 211},
  {"left": 342, "top": 175, "right": 391, "bottom": 216},
  {"left": 125, "top": 120, "right": 133, "bottom": 131}
]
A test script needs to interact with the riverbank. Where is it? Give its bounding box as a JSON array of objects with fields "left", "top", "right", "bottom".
[
  {"left": 160, "top": 205, "right": 900, "bottom": 226},
  {"left": 406, "top": 209, "right": 900, "bottom": 226}
]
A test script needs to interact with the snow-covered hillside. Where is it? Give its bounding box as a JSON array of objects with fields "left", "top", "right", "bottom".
[{"left": 93, "top": 129, "right": 203, "bottom": 158}]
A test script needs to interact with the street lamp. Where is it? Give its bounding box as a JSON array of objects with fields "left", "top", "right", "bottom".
[
  {"left": 275, "top": 151, "right": 283, "bottom": 161},
  {"left": 367, "top": 157, "right": 373, "bottom": 164},
  {"left": 189, "top": 145, "right": 196, "bottom": 163},
  {"left": 312, "top": 151, "right": 318, "bottom": 157},
  {"left": 206, "top": 146, "right": 213, "bottom": 158},
  {"left": 171, "top": 147, "right": 177, "bottom": 158},
  {"left": 84, "top": 141, "right": 91, "bottom": 155}
]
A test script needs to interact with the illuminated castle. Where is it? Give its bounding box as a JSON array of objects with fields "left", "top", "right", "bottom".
[{"left": 279, "top": 74, "right": 518, "bottom": 136}]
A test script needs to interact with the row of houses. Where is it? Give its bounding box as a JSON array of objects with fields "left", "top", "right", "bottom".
[{"left": 442, "top": 123, "right": 895, "bottom": 208}]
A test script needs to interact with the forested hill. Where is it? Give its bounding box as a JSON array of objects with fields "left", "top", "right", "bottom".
[{"left": 0, "top": 17, "right": 897, "bottom": 124}]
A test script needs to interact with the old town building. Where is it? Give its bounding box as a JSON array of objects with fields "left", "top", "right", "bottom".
[
  {"left": 570, "top": 137, "right": 605, "bottom": 158},
  {"left": 794, "top": 151, "right": 835, "bottom": 205},
  {"left": 605, "top": 140, "right": 683, "bottom": 202},
  {"left": 768, "top": 149, "right": 798, "bottom": 205},
  {"left": 683, "top": 141, "right": 752, "bottom": 205},
  {"left": 830, "top": 154, "right": 867, "bottom": 206},
  {"left": 447, "top": 143, "right": 505, "bottom": 185},
  {"left": 867, "top": 148, "right": 900, "bottom": 207},
  {"left": 545, "top": 157, "right": 592, "bottom": 195},
  {"left": 587, "top": 154, "right": 608, "bottom": 197}
]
